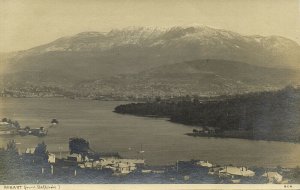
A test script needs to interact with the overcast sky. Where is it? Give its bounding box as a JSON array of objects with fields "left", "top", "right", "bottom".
[{"left": 0, "top": 0, "right": 299, "bottom": 52}]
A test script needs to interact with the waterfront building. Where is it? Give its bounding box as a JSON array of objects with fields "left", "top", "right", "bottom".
[
  {"left": 219, "top": 166, "right": 255, "bottom": 177},
  {"left": 91, "top": 158, "right": 145, "bottom": 174},
  {"left": 98, "top": 158, "right": 137, "bottom": 166},
  {"left": 0, "top": 121, "right": 10, "bottom": 126},
  {"left": 30, "top": 127, "right": 48, "bottom": 137}
]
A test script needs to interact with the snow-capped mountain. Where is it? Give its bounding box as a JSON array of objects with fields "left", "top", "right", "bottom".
[{"left": 1, "top": 26, "right": 299, "bottom": 96}]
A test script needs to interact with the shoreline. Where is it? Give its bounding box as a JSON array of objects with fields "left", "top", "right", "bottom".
[
  {"left": 185, "top": 132, "right": 300, "bottom": 144},
  {"left": 115, "top": 112, "right": 300, "bottom": 144}
]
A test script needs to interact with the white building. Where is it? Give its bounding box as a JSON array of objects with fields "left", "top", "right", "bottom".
[
  {"left": 197, "top": 160, "right": 213, "bottom": 168},
  {"left": 98, "top": 158, "right": 144, "bottom": 166},
  {"left": 25, "top": 148, "right": 36, "bottom": 154},
  {"left": 219, "top": 166, "right": 255, "bottom": 177},
  {"left": 114, "top": 162, "right": 136, "bottom": 174},
  {"left": 262, "top": 172, "right": 283, "bottom": 183},
  {"left": 94, "top": 158, "right": 144, "bottom": 174},
  {"left": 48, "top": 153, "right": 56, "bottom": 163},
  {"left": 0, "top": 122, "right": 10, "bottom": 126},
  {"left": 67, "top": 153, "right": 82, "bottom": 162}
]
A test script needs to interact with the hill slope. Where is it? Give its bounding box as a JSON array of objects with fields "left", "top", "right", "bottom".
[{"left": 77, "top": 59, "right": 299, "bottom": 98}]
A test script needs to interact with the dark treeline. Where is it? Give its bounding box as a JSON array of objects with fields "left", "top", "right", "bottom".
[{"left": 115, "top": 86, "right": 300, "bottom": 142}]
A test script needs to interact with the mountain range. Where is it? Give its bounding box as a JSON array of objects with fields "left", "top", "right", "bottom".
[{"left": 1, "top": 26, "right": 300, "bottom": 98}]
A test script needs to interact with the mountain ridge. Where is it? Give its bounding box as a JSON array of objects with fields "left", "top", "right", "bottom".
[{"left": 1, "top": 26, "right": 300, "bottom": 97}]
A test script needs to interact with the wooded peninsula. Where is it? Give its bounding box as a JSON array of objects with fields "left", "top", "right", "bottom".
[{"left": 114, "top": 86, "right": 300, "bottom": 143}]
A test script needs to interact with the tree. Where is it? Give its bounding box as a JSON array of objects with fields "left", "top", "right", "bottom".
[
  {"left": 69, "top": 137, "right": 90, "bottom": 157},
  {"left": 34, "top": 141, "right": 48, "bottom": 159},
  {"left": 155, "top": 96, "right": 161, "bottom": 102},
  {"left": 6, "top": 140, "right": 18, "bottom": 154}
]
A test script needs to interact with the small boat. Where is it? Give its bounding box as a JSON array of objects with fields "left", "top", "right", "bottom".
[{"left": 139, "top": 144, "right": 145, "bottom": 154}]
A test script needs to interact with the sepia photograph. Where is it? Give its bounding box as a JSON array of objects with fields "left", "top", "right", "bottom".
[{"left": 0, "top": 0, "right": 300, "bottom": 189}]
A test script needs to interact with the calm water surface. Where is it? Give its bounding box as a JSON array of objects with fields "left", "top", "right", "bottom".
[{"left": 0, "top": 97, "right": 299, "bottom": 167}]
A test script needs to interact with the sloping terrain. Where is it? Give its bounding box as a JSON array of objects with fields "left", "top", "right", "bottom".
[{"left": 78, "top": 59, "right": 299, "bottom": 97}]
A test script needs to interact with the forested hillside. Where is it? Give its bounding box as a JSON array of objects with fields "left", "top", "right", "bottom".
[{"left": 115, "top": 86, "right": 300, "bottom": 142}]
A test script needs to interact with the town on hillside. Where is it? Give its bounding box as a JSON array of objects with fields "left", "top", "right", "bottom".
[{"left": 0, "top": 137, "right": 299, "bottom": 184}]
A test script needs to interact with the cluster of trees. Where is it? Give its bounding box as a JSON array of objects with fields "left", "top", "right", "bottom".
[
  {"left": 5, "top": 140, "right": 48, "bottom": 159},
  {"left": 69, "top": 137, "right": 90, "bottom": 157},
  {"left": 115, "top": 86, "right": 300, "bottom": 142},
  {"left": 34, "top": 141, "right": 49, "bottom": 159},
  {"left": 6, "top": 140, "right": 18, "bottom": 155}
]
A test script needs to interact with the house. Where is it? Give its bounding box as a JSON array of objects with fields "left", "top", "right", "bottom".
[
  {"left": 193, "top": 127, "right": 204, "bottom": 133},
  {"left": 25, "top": 148, "right": 36, "bottom": 154},
  {"left": 84, "top": 161, "right": 94, "bottom": 168},
  {"left": 67, "top": 153, "right": 82, "bottom": 162},
  {"left": 97, "top": 158, "right": 144, "bottom": 167},
  {"left": 0, "top": 122, "right": 10, "bottom": 126},
  {"left": 0, "top": 131, "right": 12, "bottom": 135},
  {"left": 208, "top": 167, "right": 222, "bottom": 175},
  {"left": 197, "top": 160, "right": 213, "bottom": 168},
  {"left": 48, "top": 153, "right": 56, "bottom": 163},
  {"left": 262, "top": 172, "right": 283, "bottom": 183},
  {"left": 0, "top": 122, "right": 15, "bottom": 135},
  {"left": 114, "top": 162, "right": 136, "bottom": 175},
  {"left": 219, "top": 166, "right": 255, "bottom": 177},
  {"left": 30, "top": 127, "right": 48, "bottom": 137},
  {"left": 18, "top": 129, "right": 28, "bottom": 136},
  {"left": 206, "top": 127, "right": 216, "bottom": 134},
  {"left": 141, "top": 169, "right": 152, "bottom": 173},
  {"left": 115, "top": 159, "right": 145, "bottom": 165},
  {"left": 152, "top": 170, "right": 164, "bottom": 174},
  {"left": 95, "top": 158, "right": 144, "bottom": 174}
]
